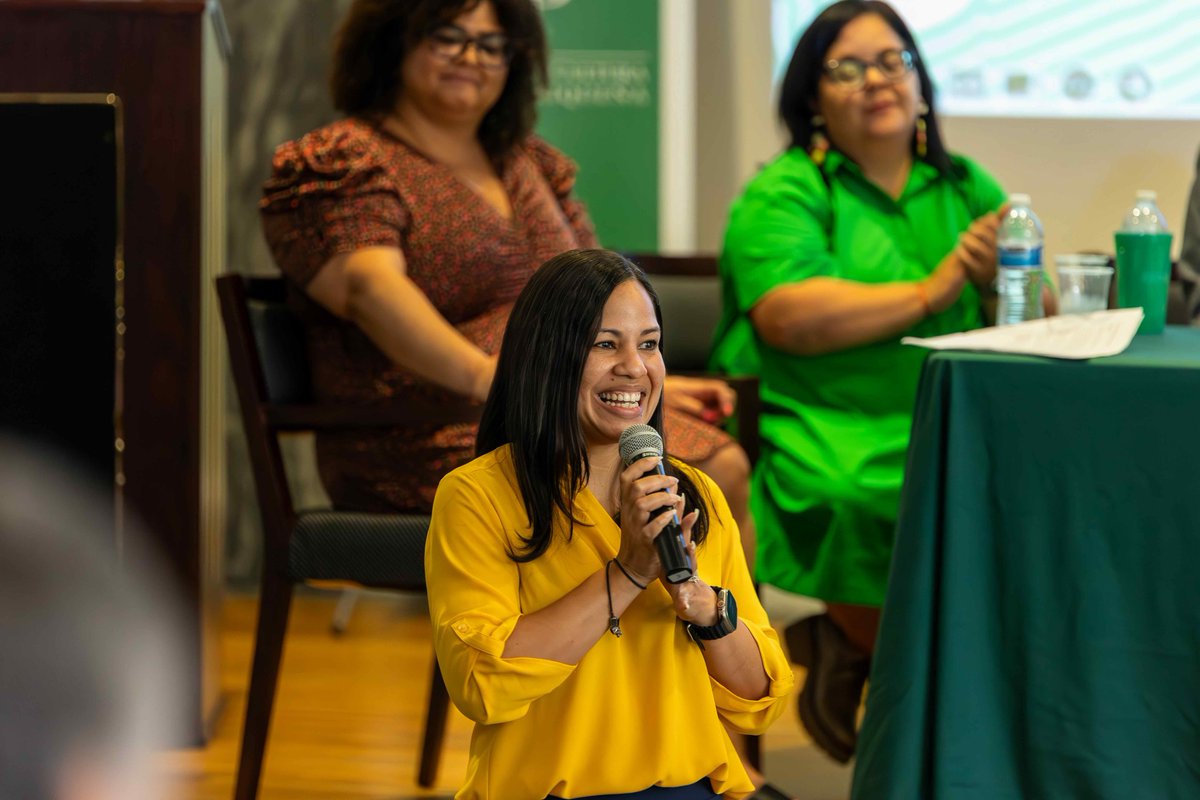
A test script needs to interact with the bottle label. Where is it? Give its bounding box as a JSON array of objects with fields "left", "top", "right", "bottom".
[{"left": 998, "top": 246, "right": 1042, "bottom": 267}]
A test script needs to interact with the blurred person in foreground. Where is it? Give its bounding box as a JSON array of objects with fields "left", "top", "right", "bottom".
[
  {"left": 0, "top": 440, "right": 184, "bottom": 800},
  {"left": 258, "top": 0, "right": 754, "bottom": 560},
  {"left": 710, "top": 0, "right": 1055, "bottom": 763},
  {"left": 426, "top": 250, "right": 793, "bottom": 800}
]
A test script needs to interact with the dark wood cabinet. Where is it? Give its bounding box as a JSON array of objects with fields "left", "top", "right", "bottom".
[{"left": 0, "top": 0, "right": 229, "bottom": 744}]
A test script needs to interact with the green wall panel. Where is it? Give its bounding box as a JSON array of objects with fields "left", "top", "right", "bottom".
[{"left": 537, "top": 0, "right": 659, "bottom": 251}]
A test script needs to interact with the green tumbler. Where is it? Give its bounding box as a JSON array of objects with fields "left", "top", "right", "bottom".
[{"left": 1114, "top": 231, "right": 1172, "bottom": 334}]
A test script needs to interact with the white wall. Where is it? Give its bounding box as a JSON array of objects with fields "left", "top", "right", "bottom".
[
  {"left": 695, "top": 4, "right": 1200, "bottom": 263},
  {"left": 661, "top": 0, "right": 697, "bottom": 251},
  {"left": 944, "top": 117, "right": 1197, "bottom": 263},
  {"left": 695, "top": 0, "right": 778, "bottom": 253}
]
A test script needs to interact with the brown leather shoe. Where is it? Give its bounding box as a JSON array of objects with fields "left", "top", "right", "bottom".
[
  {"left": 783, "top": 616, "right": 817, "bottom": 668},
  {"left": 793, "top": 614, "right": 869, "bottom": 764}
]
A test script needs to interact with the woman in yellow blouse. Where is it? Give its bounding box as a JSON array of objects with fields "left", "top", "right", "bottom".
[{"left": 426, "top": 250, "right": 793, "bottom": 800}]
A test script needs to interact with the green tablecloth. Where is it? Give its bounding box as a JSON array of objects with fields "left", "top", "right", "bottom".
[{"left": 852, "top": 327, "right": 1200, "bottom": 800}]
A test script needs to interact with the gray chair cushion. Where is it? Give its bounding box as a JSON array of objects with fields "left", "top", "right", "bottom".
[
  {"left": 289, "top": 510, "right": 429, "bottom": 590},
  {"left": 647, "top": 274, "right": 721, "bottom": 372}
]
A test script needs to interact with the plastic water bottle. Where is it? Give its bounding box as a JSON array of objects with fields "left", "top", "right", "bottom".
[
  {"left": 995, "top": 193, "right": 1044, "bottom": 325},
  {"left": 1122, "top": 189, "right": 1169, "bottom": 233}
]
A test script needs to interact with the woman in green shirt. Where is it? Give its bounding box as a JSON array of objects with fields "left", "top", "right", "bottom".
[{"left": 712, "top": 0, "right": 1014, "bottom": 763}]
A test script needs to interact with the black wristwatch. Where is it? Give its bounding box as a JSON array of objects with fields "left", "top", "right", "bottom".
[{"left": 685, "top": 585, "right": 738, "bottom": 649}]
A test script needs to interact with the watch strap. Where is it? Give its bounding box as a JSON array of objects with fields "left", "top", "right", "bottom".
[{"left": 685, "top": 585, "right": 737, "bottom": 647}]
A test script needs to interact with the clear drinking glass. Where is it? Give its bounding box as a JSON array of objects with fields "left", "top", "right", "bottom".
[{"left": 1055, "top": 254, "right": 1113, "bottom": 315}]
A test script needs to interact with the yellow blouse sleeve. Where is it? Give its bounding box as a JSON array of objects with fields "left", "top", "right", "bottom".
[
  {"left": 425, "top": 466, "right": 576, "bottom": 725},
  {"left": 692, "top": 468, "right": 795, "bottom": 734}
]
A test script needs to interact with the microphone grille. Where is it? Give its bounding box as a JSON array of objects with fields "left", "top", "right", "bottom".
[{"left": 618, "top": 424, "right": 663, "bottom": 466}]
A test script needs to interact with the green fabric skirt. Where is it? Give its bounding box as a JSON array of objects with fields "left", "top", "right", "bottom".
[{"left": 751, "top": 441, "right": 897, "bottom": 607}]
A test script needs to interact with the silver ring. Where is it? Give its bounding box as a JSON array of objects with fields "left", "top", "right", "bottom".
[{"left": 688, "top": 575, "right": 700, "bottom": 584}]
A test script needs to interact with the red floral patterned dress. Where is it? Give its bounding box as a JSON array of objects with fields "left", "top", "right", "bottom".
[{"left": 261, "top": 118, "right": 728, "bottom": 513}]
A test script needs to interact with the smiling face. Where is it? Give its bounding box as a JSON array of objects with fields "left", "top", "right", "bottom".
[
  {"left": 398, "top": 0, "right": 509, "bottom": 124},
  {"left": 576, "top": 279, "right": 665, "bottom": 451},
  {"left": 816, "top": 12, "right": 921, "bottom": 157}
]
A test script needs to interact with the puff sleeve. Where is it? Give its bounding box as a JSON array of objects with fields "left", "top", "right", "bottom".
[
  {"left": 523, "top": 135, "right": 599, "bottom": 248},
  {"left": 720, "top": 153, "right": 838, "bottom": 316},
  {"left": 260, "top": 124, "right": 408, "bottom": 287}
]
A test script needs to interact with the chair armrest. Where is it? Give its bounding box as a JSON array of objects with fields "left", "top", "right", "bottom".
[{"left": 671, "top": 371, "right": 760, "bottom": 467}]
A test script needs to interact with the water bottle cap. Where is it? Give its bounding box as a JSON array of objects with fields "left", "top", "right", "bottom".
[
  {"left": 1008, "top": 192, "right": 1031, "bottom": 206},
  {"left": 1136, "top": 189, "right": 1157, "bottom": 201}
]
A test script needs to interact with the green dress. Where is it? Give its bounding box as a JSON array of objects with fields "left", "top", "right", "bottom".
[{"left": 711, "top": 147, "right": 1006, "bottom": 606}]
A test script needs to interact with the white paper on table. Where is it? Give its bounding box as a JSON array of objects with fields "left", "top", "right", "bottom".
[{"left": 901, "top": 308, "right": 1145, "bottom": 360}]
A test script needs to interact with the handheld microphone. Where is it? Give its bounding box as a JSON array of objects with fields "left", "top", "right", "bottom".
[{"left": 617, "top": 424, "right": 694, "bottom": 584}]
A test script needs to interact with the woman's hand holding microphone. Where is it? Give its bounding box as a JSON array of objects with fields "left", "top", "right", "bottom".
[{"left": 614, "top": 456, "right": 714, "bottom": 625}]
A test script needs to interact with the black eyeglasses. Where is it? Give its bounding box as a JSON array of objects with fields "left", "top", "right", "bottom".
[
  {"left": 426, "top": 24, "right": 513, "bottom": 69},
  {"left": 822, "top": 48, "right": 915, "bottom": 90}
]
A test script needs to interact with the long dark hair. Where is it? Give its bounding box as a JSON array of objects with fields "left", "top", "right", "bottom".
[
  {"left": 330, "top": 0, "right": 547, "bottom": 166},
  {"left": 477, "top": 250, "right": 712, "bottom": 562},
  {"left": 778, "top": 0, "right": 958, "bottom": 176}
]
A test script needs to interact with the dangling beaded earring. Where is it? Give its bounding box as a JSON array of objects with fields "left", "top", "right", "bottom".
[
  {"left": 915, "top": 101, "right": 930, "bottom": 159},
  {"left": 810, "top": 114, "right": 829, "bottom": 166}
]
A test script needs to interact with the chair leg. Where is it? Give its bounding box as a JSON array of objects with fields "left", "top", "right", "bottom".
[
  {"left": 234, "top": 570, "right": 295, "bottom": 800},
  {"left": 417, "top": 650, "right": 450, "bottom": 788},
  {"left": 330, "top": 587, "right": 360, "bottom": 635},
  {"left": 746, "top": 732, "right": 762, "bottom": 771}
]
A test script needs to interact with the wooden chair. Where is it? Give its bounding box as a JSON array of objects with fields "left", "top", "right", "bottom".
[
  {"left": 216, "top": 275, "right": 478, "bottom": 798},
  {"left": 624, "top": 253, "right": 763, "bottom": 770},
  {"left": 1169, "top": 260, "right": 1195, "bottom": 324}
]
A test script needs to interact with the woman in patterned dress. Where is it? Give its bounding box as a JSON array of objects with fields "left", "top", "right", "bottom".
[{"left": 259, "top": 0, "right": 753, "bottom": 565}]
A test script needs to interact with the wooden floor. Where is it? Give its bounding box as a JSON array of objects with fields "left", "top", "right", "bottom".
[{"left": 155, "top": 590, "right": 853, "bottom": 800}]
